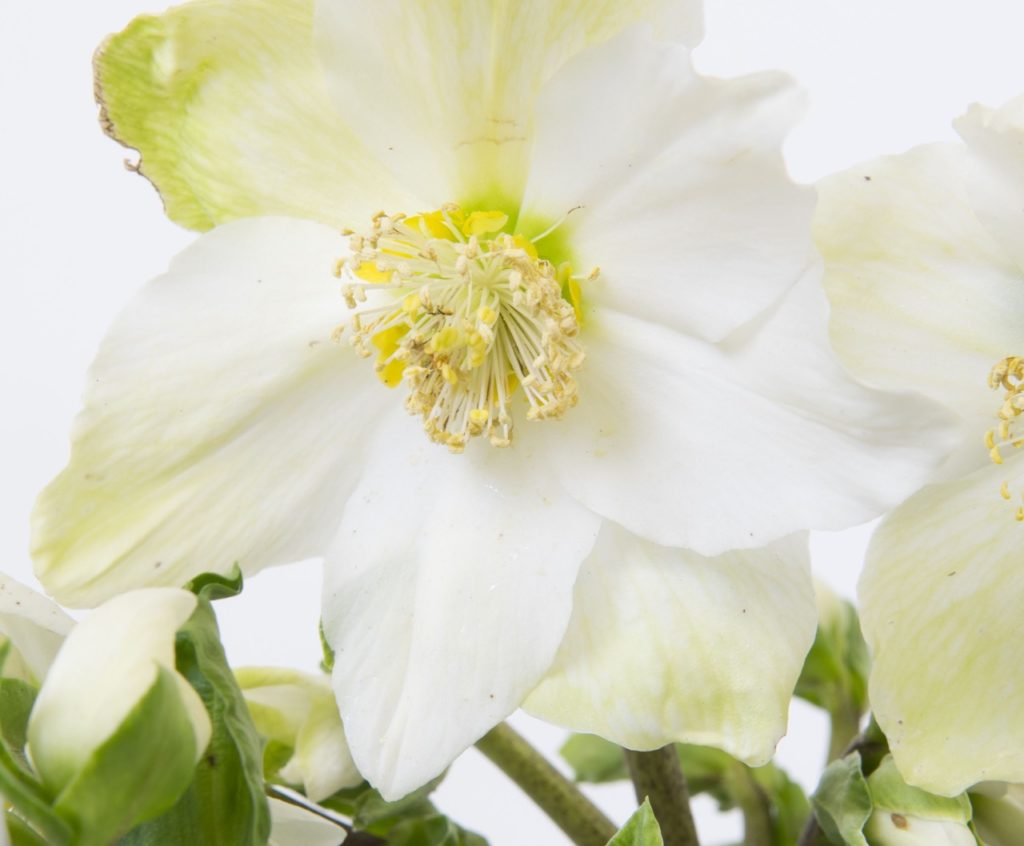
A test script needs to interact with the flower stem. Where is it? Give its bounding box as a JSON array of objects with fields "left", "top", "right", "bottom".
[
  {"left": 729, "top": 766, "right": 773, "bottom": 846},
  {"left": 475, "top": 722, "right": 617, "bottom": 846},
  {"left": 623, "top": 747, "right": 700, "bottom": 846}
]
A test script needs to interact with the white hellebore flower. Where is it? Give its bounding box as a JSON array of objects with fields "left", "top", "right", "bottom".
[
  {"left": 236, "top": 667, "right": 361, "bottom": 802},
  {"left": 27, "top": 588, "right": 212, "bottom": 841},
  {"left": 816, "top": 93, "right": 1024, "bottom": 794},
  {"left": 33, "top": 0, "right": 953, "bottom": 798}
]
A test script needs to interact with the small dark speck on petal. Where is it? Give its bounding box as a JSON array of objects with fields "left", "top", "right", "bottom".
[{"left": 864, "top": 175, "right": 873, "bottom": 181}]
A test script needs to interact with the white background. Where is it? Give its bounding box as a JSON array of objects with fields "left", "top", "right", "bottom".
[{"left": 2, "top": 1, "right": 1023, "bottom": 843}]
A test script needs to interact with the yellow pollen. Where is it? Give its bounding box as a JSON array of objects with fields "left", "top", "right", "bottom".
[
  {"left": 986, "top": 356, "right": 1024, "bottom": 515},
  {"left": 335, "top": 204, "right": 596, "bottom": 452}
]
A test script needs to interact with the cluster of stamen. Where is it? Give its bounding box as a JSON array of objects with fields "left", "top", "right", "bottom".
[
  {"left": 333, "top": 205, "right": 590, "bottom": 452},
  {"left": 986, "top": 356, "right": 1024, "bottom": 520}
]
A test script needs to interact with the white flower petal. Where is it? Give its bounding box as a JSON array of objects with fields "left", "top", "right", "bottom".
[
  {"left": 816, "top": 142, "right": 1024, "bottom": 419},
  {"left": 519, "top": 27, "right": 814, "bottom": 342},
  {"left": 28, "top": 588, "right": 208, "bottom": 791},
  {"left": 32, "top": 218, "right": 385, "bottom": 607},
  {"left": 322, "top": 411, "right": 601, "bottom": 800},
  {"left": 859, "top": 454, "right": 1024, "bottom": 795},
  {"left": 313, "top": 0, "right": 700, "bottom": 209},
  {"left": 524, "top": 527, "right": 815, "bottom": 764},
  {"left": 542, "top": 270, "right": 957, "bottom": 555},
  {"left": 955, "top": 95, "right": 1024, "bottom": 273},
  {"left": 268, "top": 797, "right": 347, "bottom": 846},
  {"left": 0, "top": 574, "right": 73, "bottom": 685}
]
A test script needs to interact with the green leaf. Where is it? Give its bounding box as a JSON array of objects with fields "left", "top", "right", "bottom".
[
  {"left": 6, "top": 812, "right": 50, "bottom": 846},
  {"left": 0, "top": 679, "right": 37, "bottom": 760},
  {"left": 866, "top": 756, "right": 971, "bottom": 823},
  {"left": 809, "top": 753, "right": 872, "bottom": 846},
  {"left": 560, "top": 734, "right": 629, "bottom": 784},
  {"left": 322, "top": 775, "right": 444, "bottom": 833},
  {"left": 387, "top": 814, "right": 489, "bottom": 846},
  {"left": 54, "top": 666, "right": 199, "bottom": 846},
  {"left": 0, "top": 741, "right": 72, "bottom": 845},
  {"left": 184, "top": 566, "right": 244, "bottom": 602},
  {"left": 748, "top": 763, "right": 811, "bottom": 846},
  {"left": 119, "top": 598, "right": 269, "bottom": 845},
  {"left": 606, "top": 799, "right": 663, "bottom": 846}
]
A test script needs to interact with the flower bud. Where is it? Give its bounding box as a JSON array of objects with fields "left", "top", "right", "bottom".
[
  {"left": 864, "top": 756, "right": 974, "bottom": 846},
  {"left": 0, "top": 574, "right": 73, "bottom": 686},
  {"left": 236, "top": 667, "right": 360, "bottom": 802},
  {"left": 27, "top": 588, "right": 212, "bottom": 845}
]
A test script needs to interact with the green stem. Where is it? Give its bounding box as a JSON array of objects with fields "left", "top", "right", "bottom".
[
  {"left": 826, "top": 702, "right": 863, "bottom": 763},
  {"left": 623, "top": 747, "right": 700, "bottom": 846},
  {"left": 729, "top": 766, "right": 773, "bottom": 846},
  {"left": 475, "top": 723, "right": 616, "bottom": 846}
]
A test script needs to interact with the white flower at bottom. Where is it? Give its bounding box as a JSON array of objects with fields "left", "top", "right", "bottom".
[
  {"left": 816, "top": 93, "right": 1024, "bottom": 794},
  {"left": 236, "top": 667, "right": 361, "bottom": 802},
  {"left": 32, "top": 0, "right": 956, "bottom": 799}
]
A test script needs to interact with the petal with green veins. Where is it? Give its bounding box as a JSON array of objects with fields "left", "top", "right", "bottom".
[
  {"left": 31, "top": 218, "right": 387, "bottom": 607},
  {"left": 859, "top": 454, "right": 1024, "bottom": 795},
  {"left": 95, "top": 0, "right": 418, "bottom": 230},
  {"left": 524, "top": 527, "right": 816, "bottom": 765}
]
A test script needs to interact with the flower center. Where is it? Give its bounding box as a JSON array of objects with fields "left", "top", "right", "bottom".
[
  {"left": 986, "top": 356, "right": 1024, "bottom": 520},
  {"left": 334, "top": 205, "right": 591, "bottom": 452}
]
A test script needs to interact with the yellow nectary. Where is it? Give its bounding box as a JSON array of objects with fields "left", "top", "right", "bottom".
[{"left": 335, "top": 205, "right": 588, "bottom": 452}]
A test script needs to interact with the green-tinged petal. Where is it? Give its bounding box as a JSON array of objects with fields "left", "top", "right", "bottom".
[
  {"left": 32, "top": 219, "right": 386, "bottom": 607},
  {"left": 236, "top": 667, "right": 361, "bottom": 802},
  {"left": 524, "top": 527, "right": 816, "bottom": 765},
  {"left": 267, "top": 798, "right": 347, "bottom": 846},
  {"left": 816, "top": 142, "right": 1024, "bottom": 421},
  {"left": 0, "top": 575, "right": 73, "bottom": 686},
  {"left": 314, "top": 0, "right": 700, "bottom": 211},
  {"left": 95, "top": 0, "right": 416, "bottom": 230},
  {"left": 954, "top": 95, "right": 1024, "bottom": 272},
  {"left": 859, "top": 453, "right": 1024, "bottom": 795},
  {"left": 27, "top": 589, "right": 208, "bottom": 793}
]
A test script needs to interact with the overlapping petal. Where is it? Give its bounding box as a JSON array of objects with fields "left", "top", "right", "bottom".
[
  {"left": 524, "top": 527, "right": 815, "bottom": 764},
  {"left": 537, "top": 271, "right": 957, "bottom": 556},
  {"left": 32, "top": 218, "right": 386, "bottom": 607},
  {"left": 322, "top": 410, "right": 601, "bottom": 799},
  {"left": 95, "top": 0, "right": 417, "bottom": 230},
  {"left": 520, "top": 26, "right": 814, "bottom": 342},
  {"left": 859, "top": 454, "right": 1024, "bottom": 795},
  {"left": 314, "top": 0, "right": 701, "bottom": 211},
  {"left": 816, "top": 142, "right": 1024, "bottom": 419},
  {"left": 954, "top": 95, "right": 1024, "bottom": 272}
]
